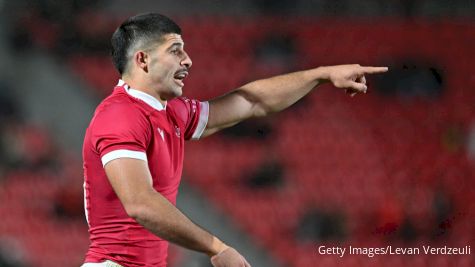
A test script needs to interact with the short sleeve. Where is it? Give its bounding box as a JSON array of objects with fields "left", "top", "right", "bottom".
[
  {"left": 90, "top": 102, "right": 151, "bottom": 166},
  {"left": 168, "top": 97, "right": 209, "bottom": 140}
]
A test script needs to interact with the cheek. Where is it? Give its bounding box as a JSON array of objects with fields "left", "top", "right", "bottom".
[
  {"left": 150, "top": 59, "right": 175, "bottom": 79},
  {"left": 149, "top": 63, "right": 167, "bottom": 79}
]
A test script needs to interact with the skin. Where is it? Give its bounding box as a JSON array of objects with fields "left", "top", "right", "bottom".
[
  {"left": 111, "top": 32, "right": 388, "bottom": 267},
  {"left": 122, "top": 34, "right": 192, "bottom": 104}
]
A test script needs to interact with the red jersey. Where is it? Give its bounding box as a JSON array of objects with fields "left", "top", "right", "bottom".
[{"left": 82, "top": 80, "right": 209, "bottom": 266}]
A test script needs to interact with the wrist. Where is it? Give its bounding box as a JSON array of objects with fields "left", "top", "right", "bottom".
[
  {"left": 208, "top": 236, "right": 229, "bottom": 257},
  {"left": 313, "top": 66, "right": 331, "bottom": 83}
]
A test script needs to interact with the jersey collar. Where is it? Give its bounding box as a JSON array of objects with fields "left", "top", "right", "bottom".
[{"left": 117, "top": 79, "right": 166, "bottom": 111}]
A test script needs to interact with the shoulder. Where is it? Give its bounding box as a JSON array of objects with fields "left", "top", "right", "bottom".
[
  {"left": 167, "top": 97, "right": 200, "bottom": 114},
  {"left": 94, "top": 91, "right": 149, "bottom": 122},
  {"left": 90, "top": 91, "right": 151, "bottom": 132}
]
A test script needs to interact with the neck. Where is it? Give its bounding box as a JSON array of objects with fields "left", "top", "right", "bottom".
[{"left": 121, "top": 76, "right": 167, "bottom": 106}]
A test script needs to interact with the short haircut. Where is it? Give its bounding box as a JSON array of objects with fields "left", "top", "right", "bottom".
[{"left": 111, "top": 13, "right": 182, "bottom": 75}]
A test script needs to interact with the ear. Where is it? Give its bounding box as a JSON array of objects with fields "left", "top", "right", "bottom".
[{"left": 133, "top": 51, "right": 149, "bottom": 73}]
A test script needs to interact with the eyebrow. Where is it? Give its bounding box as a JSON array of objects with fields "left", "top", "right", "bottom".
[{"left": 167, "top": 42, "right": 184, "bottom": 50}]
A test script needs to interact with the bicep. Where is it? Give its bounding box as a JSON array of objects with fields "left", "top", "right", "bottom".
[
  {"left": 104, "top": 158, "right": 155, "bottom": 213},
  {"left": 203, "top": 89, "right": 264, "bottom": 137}
]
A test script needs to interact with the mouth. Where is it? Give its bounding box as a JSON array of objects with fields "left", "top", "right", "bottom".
[{"left": 173, "top": 70, "right": 188, "bottom": 87}]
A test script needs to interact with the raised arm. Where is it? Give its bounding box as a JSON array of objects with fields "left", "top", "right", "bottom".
[
  {"left": 202, "top": 64, "right": 388, "bottom": 137},
  {"left": 105, "top": 158, "right": 250, "bottom": 267}
]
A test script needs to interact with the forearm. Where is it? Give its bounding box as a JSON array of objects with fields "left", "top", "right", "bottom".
[
  {"left": 131, "top": 190, "right": 226, "bottom": 256},
  {"left": 105, "top": 159, "right": 228, "bottom": 257},
  {"left": 237, "top": 67, "right": 328, "bottom": 116}
]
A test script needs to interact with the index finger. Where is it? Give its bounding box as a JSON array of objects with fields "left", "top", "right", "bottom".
[{"left": 361, "top": 66, "right": 389, "bottom": 74}]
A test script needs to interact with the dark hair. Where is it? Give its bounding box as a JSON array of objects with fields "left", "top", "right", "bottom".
[{"left": 111, "top": 13, "right": 181, "bottom": 75}]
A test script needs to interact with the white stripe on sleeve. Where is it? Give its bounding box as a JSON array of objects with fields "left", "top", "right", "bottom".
[
  {"left": 101, "top": 149, "right": 147, "bottom": 167},
  {"left": 191, "top": 101, "right": 209, "bottom": 140}
]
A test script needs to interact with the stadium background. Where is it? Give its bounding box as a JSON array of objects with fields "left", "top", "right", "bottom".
[{"left": 0, "top": 0, "right": 474, "bottom": 266}]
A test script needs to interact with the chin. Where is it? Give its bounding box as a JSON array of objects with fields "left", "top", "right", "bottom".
[
  {"left": 173, "top": 88, "right": 183, "bottom": 97},
  {"left": 164, "top": 87, "right": 183, "bottom": 100}
]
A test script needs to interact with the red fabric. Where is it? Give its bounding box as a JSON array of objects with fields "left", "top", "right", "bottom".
[{"left": 82, "top": 85, "right": 204, "bottom": 266}]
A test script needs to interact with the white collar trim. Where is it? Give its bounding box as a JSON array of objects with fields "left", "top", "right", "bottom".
[{"left": 118, "top": 79, "right": 166, "bottom": 111}]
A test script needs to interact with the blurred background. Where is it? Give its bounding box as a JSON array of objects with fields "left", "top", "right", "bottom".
[{"left": 0, "top": 0, "right": 474, "bottom": 266}]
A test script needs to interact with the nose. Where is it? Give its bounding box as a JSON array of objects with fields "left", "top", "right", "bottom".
[{"left": 181, "top": 51, "right": 192, "bottom": 69}]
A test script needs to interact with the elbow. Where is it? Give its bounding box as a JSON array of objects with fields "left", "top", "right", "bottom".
[
  {"left": 235, "top": 87, "right": 271, "bottom": 118},
  {"left": 248, "top": 97, "right": 272, "bottom": 117},
  {"left": 253, "top": 107, "right": 267, "bottom": 118},
  {"left": 119, "top": 186, "right": 157, "bottom": 221},
  {"left": 253, "top": 103, "right": 274, "bottom": 118},
  {"left": 123, "top": 202, "right": 146, "bottom": 220},
  {"left": 244, "top": 91, "right": 275, "bottom": 117},
  {"left": 121, "top": 195, "right": 152, "bottom": 221}
]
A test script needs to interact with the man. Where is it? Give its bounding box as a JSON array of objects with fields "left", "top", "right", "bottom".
[{"left": 82, "top": 13, "right": 387, "bottom": 267}]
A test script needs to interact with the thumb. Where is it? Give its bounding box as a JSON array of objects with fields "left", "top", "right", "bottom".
[{"left": 348, "top": 81, "right": 367, "bottom": 92}]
